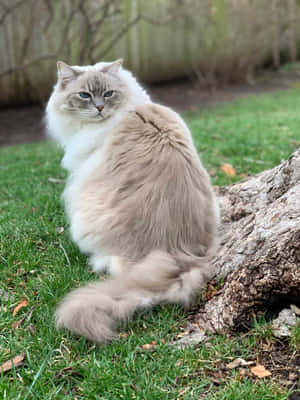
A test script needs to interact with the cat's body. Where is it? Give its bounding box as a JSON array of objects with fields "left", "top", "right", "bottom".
[{"left": 46, "top": 60, "right": 219, "bottom": 343}]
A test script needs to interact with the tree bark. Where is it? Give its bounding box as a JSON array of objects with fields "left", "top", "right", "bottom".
[{"left": 196, "top": 148, "right": 300, "bottom": 332}]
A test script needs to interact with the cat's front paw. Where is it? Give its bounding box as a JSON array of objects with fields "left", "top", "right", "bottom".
[{"left": 89, "top": 255, "right": 111, "bottom": 273}]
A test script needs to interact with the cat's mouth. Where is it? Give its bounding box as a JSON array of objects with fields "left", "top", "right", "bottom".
[
  {"left": 94, "top": 111, "right": 107, "bottom": 121},
  {"left": 96, "top": 108, "right": 105, "bottom": 120}
]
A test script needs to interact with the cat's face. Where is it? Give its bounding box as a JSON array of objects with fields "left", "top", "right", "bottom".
[{"left": 53, "top": 60, "right": 127, "bottom": 122}]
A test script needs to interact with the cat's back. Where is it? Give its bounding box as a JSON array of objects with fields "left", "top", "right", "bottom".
[
  {"left": 119, "top": 103, "right": 192, "bottom": 147},
  {"left": 105, "top": 102, "right": 209, "bottom": 190},
  {"left": 98, "top": 102, "right": 218, "bottom": 259},
  {"left": 105, "top": 102, "right": 198, "bottom": 175},
  {"left": 75, "top": 102, "right": 218, "bottom": 260}
]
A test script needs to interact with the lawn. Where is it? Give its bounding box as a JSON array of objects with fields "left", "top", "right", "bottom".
[{"left": 0, "top": 88, "right": 299, "bottom": 399}]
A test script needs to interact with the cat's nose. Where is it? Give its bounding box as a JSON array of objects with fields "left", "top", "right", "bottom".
[{"left": 96, "top": 105, "right": 104, "bottom": 112}]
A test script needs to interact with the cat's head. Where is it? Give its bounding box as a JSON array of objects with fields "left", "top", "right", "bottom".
[
  {"left": 46, "top": 59, "right": 150, "bottom": 146},
  {"left": 51, "top": 59, "right": 129, "bottom": 122}
]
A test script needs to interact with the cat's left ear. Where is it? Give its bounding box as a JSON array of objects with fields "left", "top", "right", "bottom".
[{"left": 102, "top": 59, "right": 123, "bottom": 75}]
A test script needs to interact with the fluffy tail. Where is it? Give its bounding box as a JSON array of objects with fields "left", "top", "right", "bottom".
[{"left": 56, "top": 250, "right": 213, "bottom": 343}]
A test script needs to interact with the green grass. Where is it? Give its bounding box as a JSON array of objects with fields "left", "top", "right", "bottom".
[
  {"left": 1, "top": 89, "right": 300, "bottom": 399},
  {"left": 186, "top": 88, "right": 300, "bottom": 185}
]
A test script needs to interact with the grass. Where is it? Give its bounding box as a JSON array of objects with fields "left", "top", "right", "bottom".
[
  {"left": 1, "top": 88, "right": 300, "bottom": 399},
  {"left": 186, "top": 88, "right": 300, "bottom": 186}
]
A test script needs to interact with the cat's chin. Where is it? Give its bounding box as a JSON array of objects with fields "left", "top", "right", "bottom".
[
  {"left": 75, "top": 113, "right": 107, "bottom": 123},
  {"left": 87, "top": 114, "right": 110, "bottom": 123}
]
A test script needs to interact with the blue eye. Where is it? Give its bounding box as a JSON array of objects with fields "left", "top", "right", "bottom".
[
  {"left": 78, "top": 92, "right": 91, "bottom": 99},
  {"left": 104, "top": 90, "right": 114, "bottom": 98}
]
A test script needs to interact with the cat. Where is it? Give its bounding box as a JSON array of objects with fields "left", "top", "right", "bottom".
[{"left": 46, "top": 59, "right": 219, "bottom": 343}]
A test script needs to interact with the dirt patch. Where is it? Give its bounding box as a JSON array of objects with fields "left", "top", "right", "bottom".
[
  {"left": 184, "top": 336, "right": 299, "bottom": 397},
  {"left": 1, "top": 69, "right": 300, "bottom": 147},
  {"left": 256, "top": 340, "right": 299, "bottom": 389},
  {"left": 0, "top": 106, "right": 45, "bottom": 147},
  {"left": 176, "top": 280, "right": 299, "bottom": 395},
  {"left": 149, "top": 68, "right": 300, "bottom": 111}
]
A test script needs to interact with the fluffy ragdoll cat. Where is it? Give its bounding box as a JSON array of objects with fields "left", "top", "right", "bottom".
[{"left": 46, "top": 59, "right": 219, "bottom": 343}]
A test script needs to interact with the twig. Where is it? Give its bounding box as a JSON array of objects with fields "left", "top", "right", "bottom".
[
  {"left": 19, "top": 0, "right": 39, "bottom": 63},
  {"left": 244, "top": 158, "right": 273, "bottom": 165},
  {"left": 42, "top": 0, "right": 54, "bottom": 32},
  {"left": 0, "top": 54, "right": 57, "bottom": 78},
  {"left": 59, "top": 243, "right": 71, "bottom": 266},
  {"left": 0, "top": 0, "right": 24, "bottom": 24},
  {"left": 96, "top": 14, "right": 141, "bottom": 59}
]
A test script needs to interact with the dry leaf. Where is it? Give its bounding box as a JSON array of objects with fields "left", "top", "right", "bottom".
[
  {"left": 119, "top": 333, "right": 129, "bottom": 339},
  {"left": 206, "top": 283, "right": 218, "bottom": 301},
  {"left": 239, "top": 368, "right": 249, "bottom": 377},
  {"left": 221, "top": 163, "right": 236, "bottom": 176},
  {"left": 142, "top": 343, "right": 155, "bottom": 350},
  {"left": 54, "top": 366, "right": 84, "bottom": 380},
  {"left": 227, "top": 358, "right": 254, "bottom": 369},
  {"left": 177, "top": 330, "right": 189, "bottom": 338},
  {"left": 28, "top": 323, "right": 36, "bottom": 335},
  {"left": 0, "top": 354, "right": 25, "bottom": 373},
  {"left": 251, "top": 364, "right": 271, "bottom": 378},
  {"left": 13, "top": 299, "right": 29, "bottom": 316},
  {"left": 12, "top": 319, "right": 23, "bottom": 329},
  {"left": 210, "top": 376, "right": 222, "bottom": 385},
  {"left": 289, "top": 373, "right": 298, "bottom": 381}
]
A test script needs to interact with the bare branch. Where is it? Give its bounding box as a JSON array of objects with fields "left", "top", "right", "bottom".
[
  {"left": 42, "top": 0, "right": 54, "bottom": 32},
  {"left": 0, "top": 0, "right": 24, "bottom": 24},
  {"left": 96, "top": 15, "right": 141, "bottom": 60},
  {"left": 19, "top": 0, "right": 39, "bottom": 63},
  {"left": 0, "top": 54, "right": 57, "bottom": 78}
]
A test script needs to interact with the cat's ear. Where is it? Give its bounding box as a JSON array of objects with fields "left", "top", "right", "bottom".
[
  {"left": 56, "top": 61, "right": 78, "bottom": 82},
  {"left": 101, "top": 59, "right": 123, "bottom": 75}
]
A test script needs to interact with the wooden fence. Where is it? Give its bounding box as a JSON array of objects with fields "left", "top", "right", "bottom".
[{"left": 0, "top": 0, "right": 299, "bottom": 106}]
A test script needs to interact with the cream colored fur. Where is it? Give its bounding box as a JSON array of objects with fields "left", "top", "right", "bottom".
[{"left": 46, "top": 60, "right": 219, "bottom": 343}]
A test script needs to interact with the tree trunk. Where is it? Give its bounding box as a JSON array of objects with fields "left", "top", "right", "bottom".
[
  {"left": 288, "top": 0, "right": 297, "bottom": 62},
  {"left": 196, "top": 149, "right": 300, "bottom": 332},
  {"left": 271, "top": 0, "right": 280, "bottom": 68}
]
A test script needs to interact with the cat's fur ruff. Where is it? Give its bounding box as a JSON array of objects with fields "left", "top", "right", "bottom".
[{"left": 46, "top": 60, "right": 219, "bottom": 343}]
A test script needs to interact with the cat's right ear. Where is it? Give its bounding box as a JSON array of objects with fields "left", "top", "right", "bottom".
[{"left": 56, "top": 61, "right": 78, "bottom": 83}]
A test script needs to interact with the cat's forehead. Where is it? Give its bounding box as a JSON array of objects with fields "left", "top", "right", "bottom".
[{"left": 79, "top": 71, "right": 117, "bottom": 93}]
